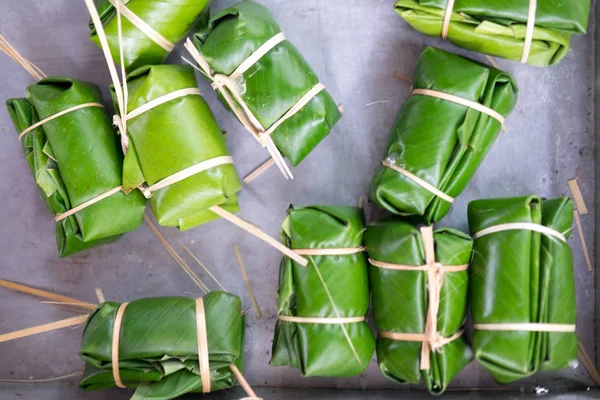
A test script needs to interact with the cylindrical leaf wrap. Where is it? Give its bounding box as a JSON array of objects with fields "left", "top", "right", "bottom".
[
  {"left": 116, "top": 64, "right": 241, "bottom": 230},
  {"left": 192, "top": 0, "right": 341, "bottom": 166},
  {"left": 90, "top": 0, "right": 212, "bottom": 70},
  {"left": 270, "top": 205, "right": 375, "bottom": 377},
  {"left": 6, "top": 77, "right": 146, "bottom": 257},
  {"left": 369, "top": 47, "right": 518, "bottom": 223},
  {"left": 395, "top": 0, "right": 591, "bottom": 67},
  {"left": 365, "top": 219, "right": 473, "bottom": 394},
  {"left": 79, "top": 293, "right": 243, "bottom": 398},
  {"left": 468, "top": 196, "right": 577, "bottom": 383}
]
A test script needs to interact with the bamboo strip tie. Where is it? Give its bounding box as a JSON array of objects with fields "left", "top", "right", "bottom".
[
  {"left": 106, "top": 0, "right": 174, "bottom": 52},
  {"left": 369, "top": 226, "right": 468, "bottom": 370},
  {"left": 569, "top": 179, "right": 588, "bottom": 215},
  {"left": 473, "top": 222, "right": 567, "bottom": 242},
  {"left": 243, "top": 158, "right": 276, "bottom": 184},
  {"left": 442, "top": 0, "right": 536, "bottom": 64},
  {"left": 0, "top": 34, "right": 47, "bottom": 81},
  {"left": 573, "top": 211, "right": 593, "bottom": 272},
  {"left": 185, "top": 33, "right": 326, "bottom": 181}
]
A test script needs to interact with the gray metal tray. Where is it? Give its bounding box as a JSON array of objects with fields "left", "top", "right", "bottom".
[{"left": 0, "top": 0, "right": 597, "bottom": 398}]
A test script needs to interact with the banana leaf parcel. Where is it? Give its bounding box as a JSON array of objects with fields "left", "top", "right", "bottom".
[
  {"left": 369, "top": 46, "right": 518, "bottom": 224},
  {"left": 90, "top": 0, "right": 211, "bottom": 70},
  {"left": 271, "top": 205, "right": 375, "bottom": 377},
  {"left": 115, "top": 64, "right": 242, "bottom": 230},
  {"left": 6, "top": 77, "right": 146, "bottom": 257},
  {"left": 80, "top": 293, "right": 244, "bottom": 399},
  {"left": 395, "top": 0, "right": 591, "bottom": 67},
  {"left": 187, "top": 0, "right": 342, "bottom": 179},
  {"left": 365, "top": 219, "right": 473, "bottom": 395},
  {"left": 468, "top": 195, "right": 577, "bottom": 384}
]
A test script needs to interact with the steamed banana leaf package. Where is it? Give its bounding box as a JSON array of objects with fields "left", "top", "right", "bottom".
[
  {"left": 6, "top": 77, "right": 146, "bottom": 257},
  {"left": 365, "top": 219, "right": 473, "bottom": 395},
  {"left": 90, "top": 0, "right": 212, "bottom": 70},
  {"left": 395, "top": 0, "right": 591, "bottom": 67},
  {"left": 468, "top": 195, "right": 577, "bottom": 383},
  {"left": 115, "top": 64, "right": 241, "bottom": 230},
  {"left": 271, "top": 205, "right": 375, "bottom": 377},
  {"left": 80, "top": 293, "right": 244, "bottom": 399},
  {"left": 369, "top": 47, "right": 518, "bottom": 224},
  {"left": 188, "top": 0, "right": 342, "bottom": 177}
]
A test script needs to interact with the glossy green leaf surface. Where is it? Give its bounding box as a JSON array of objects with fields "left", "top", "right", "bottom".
[
  {"left": 468, "top": 196, "right": 577, "bottom": 384},
  {"left": 90, "top": 0, "right": 211, "bottom": 70},
  {"left": 395, "top": 0, "right": 591, "bottom": 67},
  {"left": 192, "top": 0, "right": 341, "bottom": 166},
  {"left": 6, "top": 77, "right": 146, "bottom": 257},
  {"left": 369, "top": 47, "right": 518, "bottom": 224},
  {"left": 79, "top": 293, "right": 244, "bottom": 400},
  {"left": 365, "top": 219, "right": 473, "bottom": 394},
  {"left": 116, "top": 64, "right": 241, "bottom": 230},
  {"left": 270, "top": 205, "right": 375, "bottom": 377}
]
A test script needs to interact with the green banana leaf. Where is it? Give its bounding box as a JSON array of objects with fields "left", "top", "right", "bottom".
[
  {"left": 6, "top": 77, "right": 146, "bottom": 257},
  {"left": 468, "top": 195, "right": 577, "bottom": 384},
  {"left": 115, "top": 64, "right": 241, "bottom": 230},
  {"left": 90, "top": 0, "right": 211, "bottom": 70},
  {"left": 369, "top": 47, "right": 518, "bottom": 224},
  {"left": 79, "top": 293, "right": 244, "bottom": 400},
  {"left": 192, "top": 0, "right": 341, "bottom": 167},
  {"left": 271, "top": 205, "right": 375, "bottom": 377},
  {"left": 395, "top": 0, "right": 591, "bottom": 67},
  {"left": 365, "top": 219, "right": 473, "bottom": 395}
]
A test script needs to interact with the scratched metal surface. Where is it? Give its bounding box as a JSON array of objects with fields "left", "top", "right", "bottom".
[{"left": 0, "top": 0, "right": 596, "bottom": 399}]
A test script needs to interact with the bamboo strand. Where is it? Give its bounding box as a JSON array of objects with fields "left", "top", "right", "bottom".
[
  {"left": 0, "top": 279, "right": 91, "bottom": 306},
  {"left": 0, "top": 315, "right": 89, "bottom": 344},
  {"left": 165, "top": 230, "right": 226, "bottom": 291},
  {"left": 578, "top": 341, "right": 600, "bottom": 386},
  {"left": 0, "top": 34, "right": 47, "bottom": 81},
  {"left": 569, "top": 179, "right": 589, "bottom": 215},
  {"left": 573, "top": 211, "right": 593, "bottom": 272},
  {"left": 243, "top": 158, "right": 275, "bottom": 184},
  {"left": 233, "top": 244, "right": 262, "bottom": 319},
  {"left": 393, "top": 71, "right": 412, "bottom": 84},
  {"left": 144, "top": 214, "right": 210, "bottom": 293},
  {"left": 41, "top": 301, "right": 96, "bottom": 310},
  {"left": 210, "top": 206, "right": 308, "bottom": 266},
  {"left": 0, "top": 371, "right": 83, "bottom": 383},
  {"left": 229, "top": 364, "right": 259, "bottom": 398},
  {"left": 95, "top": 288, "right": 106, "bottom": 303},
  {"left": 484, "top": 55, "right": 501, "bottom": 69}
]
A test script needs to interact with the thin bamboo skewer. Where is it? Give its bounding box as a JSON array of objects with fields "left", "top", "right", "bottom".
[
  {"left": 229, "top": 364, "right": 259, "bottom": 398},
  {"left": 0, "top": 315, "right": 89, "bottom": 344},
  {"left": 243, "top": 158, "right": 275, "bottom": 184},
  {"left": 233, "top": 244, "right": 262, "bottom": 319},
  {"left": 0, "top": 279, "right": 92, "bottom": 306},
  {"left": 210, "top": 206, "right": 308, "bottom": 266},
  {"left": 144, "top": 214, "right": 210, "bottom": 293},
  {"left": 165, "top": 230, "right": 226, "bottom": 292},
  {"left": 573, "top": 211, "right": 593, "bottom": 272},
  {"left": 578, "top": 341, "right": 600, "bottom": 386}
]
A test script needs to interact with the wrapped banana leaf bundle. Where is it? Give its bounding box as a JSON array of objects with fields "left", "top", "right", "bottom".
[
  {"left": 80, "top": 293, "right": 245, "bottom": 399},
  {"left": 89, "top": 0, "right": 211, "bottom": 70},
  {"left": 115, "top": 64, "right": 242, "bottom": 230},
  {"left": 468, "top": 195, "right": 577, "bottom": 383},
  {"left": 365, "top": 220, "right": 473, "bottom": 394},
  {"left": 369, "top": 47, "right": 518, "bottom": 224},
  {"left": 395, "top": 0, "right": 591, "bottom": 67},
  {"left": 271, "top": 205, "right": 375, "bottom": 377},
  {"left": 186, "top": 0, "right": 342, "bottom": 179},
  {"left": 6, "top": 77, "right": 146, "bottom": 257}
]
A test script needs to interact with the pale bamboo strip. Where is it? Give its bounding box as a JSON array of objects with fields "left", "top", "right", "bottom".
[
  {"left": 233, "top": 244, "right": 262, "bottom": 319},
  {"left": 569, "top": 179, "right": 588, "bottom": 215},
  {"left": 0, "top": 315, "right": 89, "bottom": 343},
  {"left": 573, "top": 211, "right": 593, "bottom": 272},
  {"left": 243, "top": 158, "right": 275, "bottom": 184},
  {"left": 0, "top": 279, "right": 91, "bottom": 306}
]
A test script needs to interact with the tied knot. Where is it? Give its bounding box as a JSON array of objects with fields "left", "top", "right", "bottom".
[
  {"left": 139, "top": 184, "right": 152, "bottom": 199},
  {"left": 112, "top": 114, "right": 129, "bottom": 155}
]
